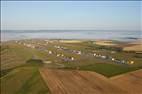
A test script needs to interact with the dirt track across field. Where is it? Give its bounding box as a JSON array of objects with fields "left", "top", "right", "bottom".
[{"left": 40, "top": 68, "right": 128, "bottom": 94}]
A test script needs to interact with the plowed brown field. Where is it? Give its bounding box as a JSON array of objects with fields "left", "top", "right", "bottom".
[
  {"left": 40, "top": 68, "right": 130, "bottom": 94},
  {"left": 111, "top": 69, "right": 142, "bottom": 94}
]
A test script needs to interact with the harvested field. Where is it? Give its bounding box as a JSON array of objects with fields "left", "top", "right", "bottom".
[
  {"left": 122, "top": 39, "right": 142, "bottom": 52},
  {"left": 111, "top": 69, "right": 142, "bottom": 94},
  {"left": 95, "top": 40, "right": 117, "bottom": 46},
  {"left": 40, "top": 68, "right": 127, "bottom": 94},
  {"left": 59, "top": 40, "right": 83, "bottom": 43},
  {"left": 123, "top": 44, "right": 142, "bottom": 52}
]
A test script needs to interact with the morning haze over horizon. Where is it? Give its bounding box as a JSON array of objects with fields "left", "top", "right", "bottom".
[{"left": 1, "top": 1, "right": 141, "bottom": 31}]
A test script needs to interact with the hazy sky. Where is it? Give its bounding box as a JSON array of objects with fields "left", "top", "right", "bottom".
[{"left": 1, "top": 1, "right": 142, "bottom": 30}]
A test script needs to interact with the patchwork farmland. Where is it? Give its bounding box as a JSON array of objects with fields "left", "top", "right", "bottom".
[{"left": 1, "top": 39, "right": 142, "bottom": 94}]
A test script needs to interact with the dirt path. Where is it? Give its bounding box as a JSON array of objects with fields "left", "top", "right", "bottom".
[{"left": 40, "top": 68, "right": 127, "bottom": 94}]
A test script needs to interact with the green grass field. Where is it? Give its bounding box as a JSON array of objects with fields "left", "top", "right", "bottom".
[
  {"left": 79, "top": 63, "right": 140, "bottom": 77},
  {"left": 0, "top": 60, "right": 50, "bottom": 94}
]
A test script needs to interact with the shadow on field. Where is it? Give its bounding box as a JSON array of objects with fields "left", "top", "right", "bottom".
[{"left": 26, "top": 59, "right": 44, "bottom": 67}]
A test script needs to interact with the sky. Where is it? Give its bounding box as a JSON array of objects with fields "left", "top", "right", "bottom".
[{"left": 1, "top": 1, "right": 142, "bottom": 30}]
